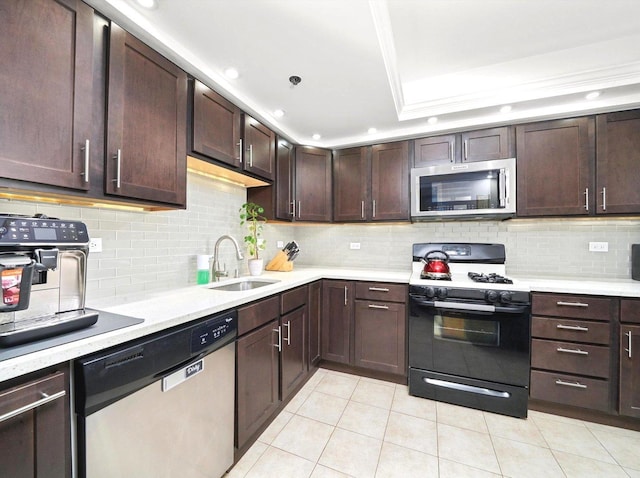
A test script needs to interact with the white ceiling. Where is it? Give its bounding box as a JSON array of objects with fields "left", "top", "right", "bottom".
[{"left": 85, "top": 0, "right": 640, "bottom": 148}]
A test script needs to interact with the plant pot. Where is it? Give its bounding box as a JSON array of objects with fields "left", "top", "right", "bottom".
[{"left": 248, "top": 258, "right": 264, "bottom": 276}]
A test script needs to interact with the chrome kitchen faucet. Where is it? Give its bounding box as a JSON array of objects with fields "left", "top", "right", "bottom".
[{"left": 211, "top": 235, "right": 244, "bottom": 280}]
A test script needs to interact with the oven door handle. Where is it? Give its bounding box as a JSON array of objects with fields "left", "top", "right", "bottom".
[{"left": 411, "top": 296, "right": 529, "bottom": 315}]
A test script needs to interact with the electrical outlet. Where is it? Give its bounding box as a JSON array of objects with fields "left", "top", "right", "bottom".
[
  {"left": 588, "top": 241, "right": 608, "bottom": 252},
  {"left": 89, "top": 238, "right": 103, "bottom": 253},
  {"left": 350, "top": 242, "right": 361, "bottom": 250},
  {"left": 276, "top": 240, "right": 284, "bottom": 248}
]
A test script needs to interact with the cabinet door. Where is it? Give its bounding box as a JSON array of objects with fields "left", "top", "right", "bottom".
[
  {"left": 413, "top": 134, "right": 457, "bottom": 167},
  {"left": 354, "top": 300, "right": 406, "bottom": 375},
  {"left": 281, "top": 306, "right": 307, "bottom": 400},
  {"left": 295, "top": 146, "right": 332, "bottom": 222},
  {"left": 516, "top": 117, "right": 594, "bottom": 216},
  {"left": 0, "top": 370, "right": 70, "bottom": 478},
  {"left": 596, "top": 110, "right": 640, "bottom": 214},
  {"left": 106, "top": 23, "right": 187, "bottom": 206},
  {"left": 322, "top": 281, "right": 353, "bottom": 364},
  {"left": 620, "top": 325, "right": 640, "bottom": 418},
  {"left": 275, "top": 139, "right": 295, "bottom": 220},
  {"left": 0, "top": 0, "right": 93, "bottom": 191},
  {"left": 191, "top": 79, "right": 242, "bottom": 168},
  {"left": 308, "top": 281, "right": 322, "bottom": 367},
  {"left": 371, "top": 141, "right": 409, "bottom": 221},
  {"left": 236, "top": 321, "right": 280, "bottom": 449},
  {"left": 243, "top": 115, "right": 275, "bottom": 180},
  {"left": 333, "top": 147, "right": 368, "bottom": 222},
  {"left": 461, "top": 127, "right": 513, "bottom": 162}
]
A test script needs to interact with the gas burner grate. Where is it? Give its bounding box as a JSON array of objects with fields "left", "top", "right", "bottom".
[{"left": 467, "top": 272, "right": 513, "bottom": 284}]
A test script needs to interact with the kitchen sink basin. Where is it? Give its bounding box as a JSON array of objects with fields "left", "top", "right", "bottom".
[{"left": 207, "top": 278, "right": 280, "bottom": 292}]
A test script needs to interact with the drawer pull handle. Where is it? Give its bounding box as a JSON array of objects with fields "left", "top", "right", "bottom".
[
  {"left": 273, "top": 326, "right": 282, "bottom": 352},
  {"left": 557, "top": 347, "right": 589, "bottom": 356},
  {"left": 555, "top": 379, "right": 587, "bottom": 389},
  {"left": 0, "top": 390, "right": 66, "bottom": 424},
  {"left": 556, "top": 301, "right": 589, "bottom": 308},
  {"left": 625, "top": 330, "right": 632, "bottom": 359},
  {"left": 556, "top": 324, "right": 589, "bottom": 332},
  {"left": 368, "top": 304, "right": 389, "bottom": 310},
  {"left": 368, "top": 287, "right": 390, "bottom": 292}
]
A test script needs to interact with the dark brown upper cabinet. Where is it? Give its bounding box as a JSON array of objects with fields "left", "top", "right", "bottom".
[
  {"left": 242, "top": 114, "right": 275, "bottom": 181},
  {"left": 596, "top": 110, "right": 640, "bottom": 215},
  {"left": 105, "top": 23, "right": 187, "bottom": 207},
  {"left": 413, "top": 127, "right": 513, "bottom": 167},
  {"left": 333, "top": 147, "right": 368, "bottom": 221},
  {"left": 0, "top": 0, "right": 94, "bottom": 191},
  {"left": 516, "top": 117, "right": 594, "bottom": 217},
  {"left": 294, "top": 146, "right": 332, "bottom": 222}
]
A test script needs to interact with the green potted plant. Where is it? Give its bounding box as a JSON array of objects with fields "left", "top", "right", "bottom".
[{"left": 239, "top": 202, "right": 266, "bottom": 275}]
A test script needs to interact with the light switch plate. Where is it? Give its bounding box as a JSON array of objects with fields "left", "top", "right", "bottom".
[
  {"left": 350, "top": 242, "right": 361, "bottom": 250},
  {"left": 588, "top": 241, "right": 608, "bottom": 252}
]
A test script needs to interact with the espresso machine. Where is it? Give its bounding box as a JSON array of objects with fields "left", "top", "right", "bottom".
[{"left": 0, "top": 214, "right": 98, "bottom": 346}]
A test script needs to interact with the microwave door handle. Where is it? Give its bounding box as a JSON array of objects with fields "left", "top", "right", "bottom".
[{"left": 499, "top": 168, "right": 507, "bottom": 207}]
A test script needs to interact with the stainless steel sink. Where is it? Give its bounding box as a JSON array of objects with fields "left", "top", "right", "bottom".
[{"left": 207, "top": 278, "right": 280, "bottom": 292}]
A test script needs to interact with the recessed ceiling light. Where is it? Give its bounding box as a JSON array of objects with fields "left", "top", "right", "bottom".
[
  {"left": 500, "top": 105, "right": 512, "bottom": 114},
  {"left": 586, "top": 91, "right": 601, "bottom": 100},
  {"left": 273, "top": 109, "right": 285, "bottom": 118},
  {"left": 224, "top": 68, "right": 239, "bottom": 80},
  {"left": 367, "top": 127, "right": 377, "bottom": 134},
  {"left": 312, "top": 133, "right": 321, "bottom": 141},
  {"left": 135, "top": 0, "right": 157, "bottom": 9},
  {"left": 427, "top": 117, "right": 438, "bottom": 124}
]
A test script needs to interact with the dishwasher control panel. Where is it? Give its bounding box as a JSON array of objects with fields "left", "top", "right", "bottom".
[{"left": 191, "top": 310, "right": 237, "bottom": 354}]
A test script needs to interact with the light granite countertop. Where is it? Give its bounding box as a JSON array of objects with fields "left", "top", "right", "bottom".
[{"left": 1, "top": 266, "right": 639, "bottom": 383}]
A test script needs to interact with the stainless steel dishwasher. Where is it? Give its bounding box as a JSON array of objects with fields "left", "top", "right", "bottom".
[{"left": 74, "top": 309, "right": 237, "bottom": 478}]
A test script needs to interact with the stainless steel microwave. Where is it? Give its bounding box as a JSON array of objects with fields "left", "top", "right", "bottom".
[{"left": 410, "top": 157, "right": 516, "bottom": 219}]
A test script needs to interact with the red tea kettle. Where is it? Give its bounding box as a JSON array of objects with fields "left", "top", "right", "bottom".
[{"left": 421, "top": 250, "right": 451, "bottom": 280}]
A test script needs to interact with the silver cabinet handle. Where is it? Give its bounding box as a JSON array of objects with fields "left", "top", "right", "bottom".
[
  {"left": 557, "top": 301, "right": 589, "bottom": 308},
  {"left": 625, "top": 330, "right": 632, "bottom": 358},
  {"left": 283, "top": 321, "right": 291, "bottom": 346},
  {"left": 555, "top": 379, "right": 587, "bottom": 389},
  {"left": 372, "top": 200, "right": 377, "bottom": 218},
  {"left": 290, "top": 201, "right": 295, "bottom": 217},
  {"left": 601, "top": 187, "right": 607, "bottom": 211},
  {"left": 557, "top": 347, "right": 589, "bottom": 356},
  {"left": 463, "top": 139, "right": 468, "bottom": 161},
  {"left": 238, "top": 138, "right": 243, "bottom": 163},
  {"left": 297, "top": 201, "right": 301, "bottom": 218},
  {"left": 449, "top": 143, "right": 454, "bottom": 162},
  {"left": 584, "top": 187, "right": 589, "bottom": 211},
  {"left": 556, "top": 324, "right": 589, "bottom": 332},
  {"left": 82, "top": 139, "right": 90, "bottom": 183},
  {"left": 368, "top": 287, "right": 390, "bottom": 292},
  {"left": 248, "top": 143, "right": 253, "bottom": 167},
  {"left": 273, "top": 326, "right": 282, "bottom": 352},
  {"left": 0, "top": 390, "right": 66, "bottom": 424},
  {"left": 368, "top": 304, "right": 389, "bottom": 309},
  {"left": 112, "top": 149, "right": 121, "bottom": 188},
  {"left": 344, "top": 286, "right": 348, "bottom": 306},
  {"left": 361, "top": 201, "right": 365, "bottom": 219}
]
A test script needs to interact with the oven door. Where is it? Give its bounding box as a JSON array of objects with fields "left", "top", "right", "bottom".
[{"left": 409, "top": 295, "right": 530, "bottom": 387}]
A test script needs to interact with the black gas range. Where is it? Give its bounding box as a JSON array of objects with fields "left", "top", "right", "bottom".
[{"left": 408, "top": 243, "right": 531, "bottom": 418}]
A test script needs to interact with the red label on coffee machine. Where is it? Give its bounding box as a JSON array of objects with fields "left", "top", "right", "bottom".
[{"left": 1, "top": 269, "right": 22, "bottom": 305}]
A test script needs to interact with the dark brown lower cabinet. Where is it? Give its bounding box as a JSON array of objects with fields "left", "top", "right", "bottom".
[
  {"left": 0, "top": 367, "right": 70, "bottom": 478},
  {"left": 308, "top": 281, "right": 322, "bottom": 367},
  {"left": 280, "top": 305, "right": 307, "bottom": 400},
  {"left": 321, "top": 280, "right": 353, "bottom": 364},
  {"left": 620, "top": 325, "right": 640, "bottom": 418}
]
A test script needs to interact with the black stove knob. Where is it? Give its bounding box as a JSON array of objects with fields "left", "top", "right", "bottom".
[
  {"left": 485, "top": 290, "right": 499, "bottom": 303},
  {"left": 436, "top": 287, "right": 448, "bottom": 299},
  {"left": 499, "top": 291, "right": 513, "bottom": 304},
  {"left": 423, "top": 286, "right": 435, "bottom": 298}
]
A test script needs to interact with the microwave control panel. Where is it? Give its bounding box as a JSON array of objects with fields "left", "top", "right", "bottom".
[{"left": 0, "top": 216, "right": 89, "bottom": 244}]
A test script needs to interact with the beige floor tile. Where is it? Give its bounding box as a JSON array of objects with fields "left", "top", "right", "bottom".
[
  {"left": 626, "top": 467, "right": 640, "bottom": 478},
  {"left": 285, "top": 385, "right": 313, "bottom": 413},
  {"left": 436, "top": 401, "right": 488, "bottom": 433},
  {"left": 438, "top": 458, "right": 502, "bottom": 478},
  {"left": 590, "top": 427, "right": 640, "bottom": 470},
  {"left": 484, "top": 411, "right": 548, "bottom": 447},
  {"left": 358, "top": 376, "right": 397, "bottom": 388},
  {"left": 337, "top": 401, "right": 390, "bottom": 440},
  {"left": 553, "top": 450, "right": 629, "bottom": 478},
  {"left": 390, "top": 385, "right": 437, "bottom": 421},
  {"left": 310, "top": 464, "right": 354, "bottom": 477},
  {"left": 315, "top": 372, "right": 360, "bottom": 399},
  {"left": 258, "top": 410, "right": 293, "bottom": 444},
  {"left": 319, "top": 428, "right": 382, "bottom": 478},
  {"left": 244, "top": 446, "right": 315, "bottom": 478},
  {"left": 492, "top": 436, "right": 564, "bottom": 478},
  {"left": 272, "top": 415, "right": 335, "bottom": 462},
  {"left": 584, "top": 420, "right": 640, "bottom": 438},
  {"left": 528, "top": 409, "right": 585, "bottom": 426},
  {"left": 535, "top": 416, "right": 616, "bottom": 464},
  {"left": 383, "top": 411, "right": 438, "bottom": 456},
  {"left": 437, "top": 423, "right": 501, "bottom": 474},
  {"left": 350, "top": 380, "right": 395, "bottom": 410},
  {"left": 296, "top": 390, "right": 349, "bottom": 426},
  {"left": 226, "top": 441, "right": 268, "bottom": 478},
  {"left": 375, "top": 441, "right": 439, "bottom": 477}
]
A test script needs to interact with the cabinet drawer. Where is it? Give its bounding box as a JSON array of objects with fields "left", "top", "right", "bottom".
[
  {"left": 531, "top": 339, "right": 610, "bottom": 378},
  {"left": 530, "top": 370, "right": 610, "bottom": 412},
  {"left": 281, "top": 285, "right": 308, "bottom": 315},
  {"left": 355, "top": 282, "right": 406, "bottom": 303},
  {"left": 531, "top": 317, "right": 610, "bottom": 345},
  {"left": 238, "top": 296, "right": 280, "bottom": 336},
  {"left": 621, "top": 299, "right": 640, "bottom": 324},
  {"left": 532, "top": 293, "right": 613, "bottom": 320}
]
